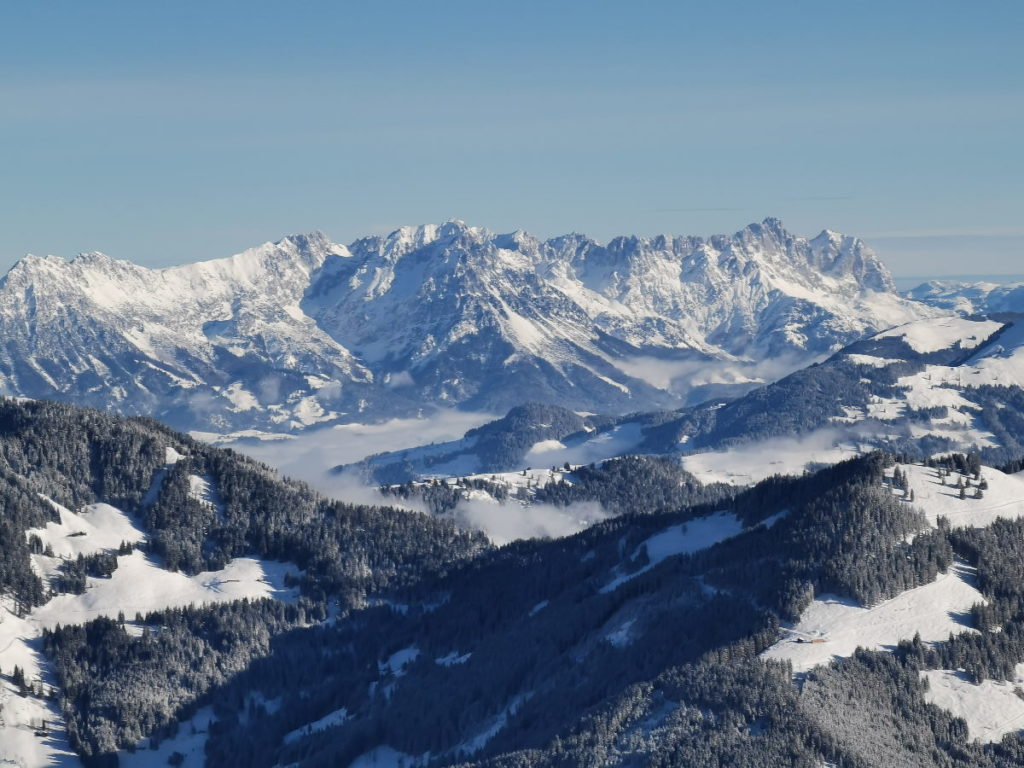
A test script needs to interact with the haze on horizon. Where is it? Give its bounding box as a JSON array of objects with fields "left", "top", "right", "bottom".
[{"left": 1, "top": 1, "right": 1021, "bottom": 277}]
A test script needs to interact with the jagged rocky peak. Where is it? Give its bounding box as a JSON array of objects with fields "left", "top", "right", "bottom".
[
  {"left": 337, "top": 217, "right": 894, "bottom": 297},
  {"left": 732, "top": 216, "right": 794, "bottom": 248},
  {"left": 0, "top": 218, "right": 932, "bottom": 432},
  {"left": 351, "top": 218, "right": 490, "bottom": 264},
  {"left": 70, "top": 250, "right": 116, "bottom": 265},
  {"left": 807, "top": 227, "right": 894, "bottom": 292}
]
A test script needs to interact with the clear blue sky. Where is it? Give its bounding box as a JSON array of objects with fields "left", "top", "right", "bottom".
[{"left": 2, "top": 1, "right": 1021, "bottom": 276}]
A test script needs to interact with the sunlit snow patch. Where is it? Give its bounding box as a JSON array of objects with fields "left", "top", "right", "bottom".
[
  {"left": 874, "top": 317, "right": 1002, "bottom": 353},
  {"left": 2, "top": 480, "right": 303, "bottom": 768},
  {"left": 761, "top": 560, "right": 983, "bottom": 673},
  {"left": 600, "top": 512, "right": 743, "bottom": 593},
  {"left": 283, "top": 707, "right": 351, "bottom": 745},
  {"left": 31, "top": 553, "right": 300, "bottom": 630},
  {"left": 921, "top": 667, "right": 1024, "bottom": 744},
  {"left": 890, "top": 463, "right": 1024, "bottom": 529}
]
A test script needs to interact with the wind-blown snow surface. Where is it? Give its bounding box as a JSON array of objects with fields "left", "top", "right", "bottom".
[
  {"left": 0, "top": 219, "right": 932, "bottom": 432},
  {"left": 0, "top": 453, "right": 302, "bottom": 768}
]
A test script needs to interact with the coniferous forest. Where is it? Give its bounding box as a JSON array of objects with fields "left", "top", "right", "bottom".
[{"left": 1, "top": 398, "right": 1024, "bottom": 766}]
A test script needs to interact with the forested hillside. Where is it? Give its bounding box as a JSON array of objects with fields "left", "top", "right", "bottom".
[
  {"left": 0, "top": 398, "right": 487, "bottom": 766},
  {"left": 5, "top": 397, "right": 1024, "bottom": 767},
  {"left": 38, "top": 442, "right": 1024, "bottom": 768}
]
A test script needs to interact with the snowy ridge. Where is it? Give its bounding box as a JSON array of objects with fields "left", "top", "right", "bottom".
[
  {"left": 0, "top": 219, "right": 932, "bottom": 432},
  {"left": 908, "top": 279, "right": 1024, "bottom": 316}
]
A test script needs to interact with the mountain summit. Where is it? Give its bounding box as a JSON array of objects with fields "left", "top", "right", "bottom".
[{"left": 0, "top": 220, "right": 932, "bottom": 431}]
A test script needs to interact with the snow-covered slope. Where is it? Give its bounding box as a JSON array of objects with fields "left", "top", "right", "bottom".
[
  {"left": 921, "top": 667, "right": 1024, "bottom": 743},
  {"left": 761, "top": 560, "right": 983, "bottom": 673},
  {"left": 0, "top": 232, "right": 375, "bottom": 432},
  {"left": 762, "top": 459, "right": 1024, "bottom": 674},
  {"left": 310, "top": 314, "right": 1024, "bottom": 504},
  {"left": 638, "top": 314, "right": 1024, "bottom": 486},
  {"left": 0, "top": 219, "right": 932, "bottom": 432},
  {"left": 908, "top": 279, "right": 1024, "bottom": 316},
  {"left": 0, "top": 471, "right": 300, "bottom": 768},
  {"left": 540, "top": 219, "right": 919, "bottom": 358}
]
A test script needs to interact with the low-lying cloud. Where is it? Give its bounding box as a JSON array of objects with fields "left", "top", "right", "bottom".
[
  {"left": 212, "top": 409, "right": 497, "bottom": 481},
  {"left": 614, "top": 353, "right": 822, "bottom": 405},
  {"left": 451, "top": 498, "right": 609, "bottom": 546}
]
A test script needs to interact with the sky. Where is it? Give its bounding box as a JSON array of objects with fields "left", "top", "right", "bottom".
[{"left": 1, "top": 1, "right": 1022, "bottom": 277}]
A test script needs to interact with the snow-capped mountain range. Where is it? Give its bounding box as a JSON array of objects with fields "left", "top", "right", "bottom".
[{"left": 0, "top": 218, "right": 933, "bottom": 432}]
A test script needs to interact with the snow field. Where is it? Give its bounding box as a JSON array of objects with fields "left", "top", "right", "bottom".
[
  {"left": 761, "top": 560, "right": 983, "bottom": 673},
  {"left": 874, "top": 317, "right": 1002, "bottom": 354},
  {"left": 31, "top": 553, "right": 299, "bottom": 630},
  {"left": 921, "top": 667, "right": 1024, "bottom": 744},
  {"left": 758, "top": 461, "right": 1024, "bottom": 737},
  {"left": 890, "top": 462, "right": 1024, "bottom": 530}
]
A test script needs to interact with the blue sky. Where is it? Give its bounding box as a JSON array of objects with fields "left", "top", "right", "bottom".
[{"left": 1, "top": 1, "right": 1021, "bottom": 276}]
